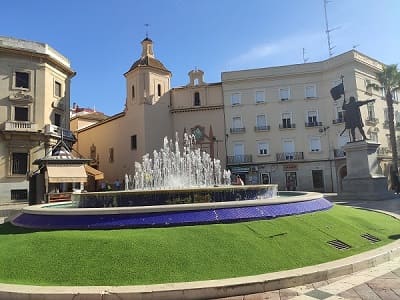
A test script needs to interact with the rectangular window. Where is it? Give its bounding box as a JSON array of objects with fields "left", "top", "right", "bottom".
[
  {"left": 12, "top": 153, "right": 28, "bottom": 175},
  {"left": 282, "top": 113, "right": 292, "bottom": 128},
  {"left": 54, "top": 113, "right": 61, "bottom": 126},
  {"left": 14, "top": 107, "right": 29, "bottom": 121},
  {"left": 258, "top": 142, "right": 269, "bottom": 155},
  {"left": 305, "top": 85, "right": 317, "bottom": 98},
  {"left": 232, "top": 116, "right": 243, "bottom": 129},
  {"left": 54, "top": 81, "right": 62, "bottom": 97},
  {"left": 312, "top": 170, "right": 324, "bottom": 189},
  {"left": 393, "top": 90, "right": 399, "bottom": 102},
  {"left": 109, "top": 148, "right": 114, "bottom": 163},
  {"left": 367, "top": 102, "right": 375, "bottom": 120},
  {"left": 15, "top": 71, "right": 30, "bottom": 89},
  {"left": 370, "top": 131, "right": 378, "bottom": 142},
  {"left": 307, "top": 111, "right": 318, "bottom": 124},
  {"left": 310, "top": 137, "right": 321, "bottom": 152},
  {"left": 279, "top": 87, "right": 290, "bottom": 101},
  {"left": 336, "top": 107, "right": 344, "bottom": 122},
  {"left": 231, "top": 93, "right": 241, "bottom": 105},
  {"left": 260, "top": 173, "right": 271, "bottom": 184},
  {"left": 365, "top": 79, "right": 372, "bottom": 94},
  {"left": 384, "top": 108, "right": 389, "bottom": 121},
  {"left": 256, "top": 114, "right": 267, "bottom": 127},
  {"left": 11, "top": 189, "right": 28, "bottom": 201},
  {"left": 255, "top": 90, "right": 265, "bottom": 103},
  {"left": 131, "top": 135, "right": 137, "bottom": 150},
  {"left": 396, "top": 111, "right": 400, "bottom": 124}
]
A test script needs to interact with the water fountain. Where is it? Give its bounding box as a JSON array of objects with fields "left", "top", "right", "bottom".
[{"left": 11, "top": 134, "right": 332, "bottom": 229}]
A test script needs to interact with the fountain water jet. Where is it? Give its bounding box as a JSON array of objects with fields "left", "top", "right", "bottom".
[{"left": 11, "top": 134, "right": 332, "bottom": 229}]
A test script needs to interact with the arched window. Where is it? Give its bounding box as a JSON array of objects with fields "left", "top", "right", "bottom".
[
  {"left": 132, "top": 85, "right": 135, "bottom": 99},
  {"left": 194, "top": 92, "right": 200, "bottom": 106},
  {"left": 157, "top": 84, "right": 162, "bottom": 97}
]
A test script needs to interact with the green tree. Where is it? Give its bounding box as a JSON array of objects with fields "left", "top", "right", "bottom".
[{"left": 369, "top": 64, "right": 400, "bottom": 177}]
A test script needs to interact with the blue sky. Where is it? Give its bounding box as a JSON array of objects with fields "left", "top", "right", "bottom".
[{"left": 2, "top": 0, "right": 399, "bottom": 115}]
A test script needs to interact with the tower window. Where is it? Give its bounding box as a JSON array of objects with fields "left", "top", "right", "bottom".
[
  {"left": 109, "top": 148, "right": 114, "bottom": 163},
  {"left": 132, "top": 85, "right": 135, "bottom": 99},
  {"left": 131, "top": 135, "right": 137, "bottom": 150},
  {"left": 157, "top": 84, "right": 161, "bottom": 97},
  {"left": 194, "top": 92, "right": 200, "bottom": 106}
]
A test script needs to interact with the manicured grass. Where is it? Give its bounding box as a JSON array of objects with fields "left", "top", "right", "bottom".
[{"left": 0, "top": 205, "right": 399, "bottom": 286}]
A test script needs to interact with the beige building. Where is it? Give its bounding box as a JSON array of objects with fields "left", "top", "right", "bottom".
[
  {"left": 74, "top": 38, "right": 226, "bottom": 186},
  {"left": 222, "top": 50, "right": 397, "bottom": 192},
  {"left": 0, "top": 36, "right": 75, "bottom": 203}
]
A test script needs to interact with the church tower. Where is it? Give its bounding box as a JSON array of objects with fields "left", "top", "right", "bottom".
[{"left": 124, "top": 37, "right": 171, "bottom": 107}]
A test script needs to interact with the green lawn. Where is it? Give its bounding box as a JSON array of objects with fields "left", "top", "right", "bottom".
[{"left": 0, "top": 205, "right": 399, "bottom": 286}]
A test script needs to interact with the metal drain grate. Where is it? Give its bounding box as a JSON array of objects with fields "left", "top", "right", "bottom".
[
  {"left": 327, "top": 239, "right": 351, "bottom": 250},
  {"left": 361, "top": 233, "right": 381, "bottom": 243}
]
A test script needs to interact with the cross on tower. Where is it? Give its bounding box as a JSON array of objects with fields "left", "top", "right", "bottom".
[{"left": 144, "top": 23, "right": 150, "bottom": 38}]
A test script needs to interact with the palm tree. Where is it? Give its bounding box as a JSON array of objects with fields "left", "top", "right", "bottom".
[{"left": 368, "top": 64, "right": 400, "bottom": 178}]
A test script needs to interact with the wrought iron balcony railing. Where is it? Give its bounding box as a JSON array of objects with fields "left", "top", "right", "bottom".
[
  {"left": 254, "top": 125, "right": 270, "bottom": 132},
  {"left": 227, "top": 155, "right": 253, "bottom": 164},
  {"left": 332, "top": 118, "right": 344, "bottom": 124},
  {"left": 305, "top": 121, "right": 323, "bottom": 127},
  {"left": 230, "top": 127, "right": 246, "bottom": 134},
  {"left": 279, "top": 123, "right": 296, "bottom": 129},
  {"left": 276, "top": 152, "right": 304, "bottom": 161}
]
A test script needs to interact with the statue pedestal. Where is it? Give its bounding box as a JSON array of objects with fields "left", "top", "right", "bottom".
[{"left": 339, "top": 141, "right": 394, "bottom": 200}]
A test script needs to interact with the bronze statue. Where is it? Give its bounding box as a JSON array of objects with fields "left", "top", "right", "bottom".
[{"left": 342, "top": 96, "right": 375, "bottom": 142}]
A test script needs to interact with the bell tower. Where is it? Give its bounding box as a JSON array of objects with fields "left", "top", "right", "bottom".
[{"left": 124, "top": 37, "right": 171, "bottom": 107}]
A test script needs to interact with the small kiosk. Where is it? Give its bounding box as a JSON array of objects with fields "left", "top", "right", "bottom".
[{"left": 30, "top": 141, "right": 92, "bottom": 204}]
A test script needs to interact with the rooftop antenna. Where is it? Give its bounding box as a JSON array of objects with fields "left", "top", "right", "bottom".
[
  {"left": 324, "top": 0, "right": 340, "bottom": 57},
  {"left": 302, "top": 48, "right": 309, "bottom": 63},
  {"left": 144, "top": 23, "right": 150, "bottom": 38}
]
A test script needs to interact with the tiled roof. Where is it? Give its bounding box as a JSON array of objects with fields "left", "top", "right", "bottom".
[{"left": 127, "top": 56, "right": 170, "bottom": 73}]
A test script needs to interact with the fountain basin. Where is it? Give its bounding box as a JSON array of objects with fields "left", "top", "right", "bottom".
[{"left": 11, "top": 188, "right": 332, "bottom": 230}]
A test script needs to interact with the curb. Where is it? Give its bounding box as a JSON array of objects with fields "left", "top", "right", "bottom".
[{"left": 0, "top": 210, "right": 399, "bottom": 299}]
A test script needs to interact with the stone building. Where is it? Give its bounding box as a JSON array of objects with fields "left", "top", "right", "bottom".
[
  {"left": 0, "top": 36, "right": 75, "bottom": 203},
  {"left": 74, "top": 38, "right": 226, "bottom": 186},
  {"left": 222, "top": 50, "right": 398, "bottom": 192}
]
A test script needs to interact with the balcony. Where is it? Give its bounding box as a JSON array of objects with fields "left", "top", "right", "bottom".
[
  {"left": 334, "top": 148, "right": 346, "bottom": 158},
  {"left": 279, "top": 123, "right": 296, "bottom": 129},
  {"left": 332, "top": 118, "right": 344, "bottom": 124},
  {"left": 365, "top": 117, "right": 379, "bottom": 125},
  {"left": 254, "top": 125, "right": 270, "bottom": 132},
  {"left": 276, "top": 152, "right": 304, "bottom": 161},
  {"left": 227, "top": 155, "right": 253, "bottom": 164},
  {"left": 230, "top": 127, "right": 246, "bottom": 134},
  {"left": 377, "top": 146, "right": 391, "bottom": 156},
  {"left": 3, "top": 121, "right": 38, "bottom": 132},
  {"left": 44, "top": 124, "right": 75, "bottom": 141},
  {"left": 305, "top": 121, "right": 323, "bottom": 128}
]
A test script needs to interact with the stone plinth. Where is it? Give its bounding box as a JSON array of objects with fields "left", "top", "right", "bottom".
[{"left": 339, "top": 141, "right": 394, "bottom": 200}]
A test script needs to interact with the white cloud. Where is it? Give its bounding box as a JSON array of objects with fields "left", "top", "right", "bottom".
[{"left": 227, "top": 32, "right": 325, "bottom": 69}]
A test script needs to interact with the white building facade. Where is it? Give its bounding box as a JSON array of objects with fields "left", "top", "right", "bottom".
[{"left": 222, "top": 50, "right": 396, "bottom": 192}]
